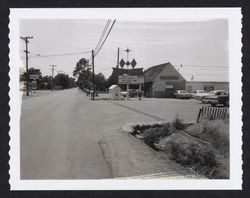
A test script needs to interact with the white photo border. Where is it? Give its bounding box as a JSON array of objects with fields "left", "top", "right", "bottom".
[{"left": 9, "top": 8, "right": 242, "bottom": 190}]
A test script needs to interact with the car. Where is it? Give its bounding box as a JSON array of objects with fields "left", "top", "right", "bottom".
[
  {"left": 174, "top": 90, "right": 192, "bottom": 99},
  {"left": 121, "top": 89, "right": 140, "bottom": 97},
  {"left": 191, "top": 90, "right": 208, "bottom": 100},
  {"left": 121, "top": 91, "right": 127, "bottom": 97},
  {"left": 201, "top": 90, "right": 229, "bottom": 107},
  {"left": 200, "top": 90, "right": 227, "bottom": 102}
]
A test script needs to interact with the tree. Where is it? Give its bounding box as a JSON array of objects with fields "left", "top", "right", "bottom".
[
  {"left": 106, "top": 74, "right": 117, "bottom": 89},
  {"left": 95, "top": 73, "right": 107, "bottom": 91},
  {"left": 40, "top": 75, "right": 52, "bottom": 89},
  {"left": 73, "top": 58, "right": 90, "bottom": 77},
  {"left": 73, "top": 57, "right": 107, "bottom": 91},
  {"left": 54, "top": 73, "right": 70, "bottom": 89},
  {"left": 73, "top": 57, "right": 92, "bottom": 90},
  {"left": 69, "top": 77, "right": 76, "bottom": 88},
  {"left": 76, "top": 70, "right": 92, "bottom": 90}
]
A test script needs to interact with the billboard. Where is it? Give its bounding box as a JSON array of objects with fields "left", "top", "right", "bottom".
[{"left": 118, "top": 75, "right": 144, "bottom": 84}]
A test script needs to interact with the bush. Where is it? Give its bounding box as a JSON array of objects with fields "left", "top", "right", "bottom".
[
  {"left": 169, "top": 142, "right": 216, "bottom": 166},
  {"left": 168, "top": 141, "right": 217, "bottom": 178},
  {"left": 202, "top": 119, "right": 229, "bottom": 154},
  {"left": 172, "top": 114, "right": 186, "bottom": 130},
  {"left": 136, "top": 123, "right": 173, "bottom": 150}
]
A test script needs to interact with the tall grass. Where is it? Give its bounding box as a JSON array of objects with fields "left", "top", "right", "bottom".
[{"left": 201, "top": 119, "right": 229, "bottom": 155}]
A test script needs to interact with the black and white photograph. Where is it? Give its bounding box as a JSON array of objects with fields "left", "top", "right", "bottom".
[{"left": 8, "top": 8, "right": 242, "bottom": 190}]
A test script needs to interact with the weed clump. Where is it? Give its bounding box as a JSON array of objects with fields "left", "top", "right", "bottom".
[
  {"left": 172, "top": 114, "right": 186, "bottom": 130},
  {"left": 142, "top": 123, "right": 172, "bottom": 149},
  {"left": 168, "top": 141, "right": 218, "bottom": 178},
  {"left": 201, "top": 119, "right": 229, "bottom": 155}
]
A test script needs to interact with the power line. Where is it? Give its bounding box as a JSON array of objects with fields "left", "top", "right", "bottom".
[
  {"left": 24, "top": 51, "right": 92, "bottom": 59},
  {"left": 94, "top": 19, "right": 116, "bottom": 57},
  {"left": 94, "top": 19, "right": 111, "bottom": 53}
]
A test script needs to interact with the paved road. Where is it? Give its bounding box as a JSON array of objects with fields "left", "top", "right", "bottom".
[{"left": 20, "top": 88, "right": 205, "bottom": 179}]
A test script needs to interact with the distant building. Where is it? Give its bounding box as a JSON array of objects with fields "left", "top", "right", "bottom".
[
  {"left": 109, "top": 85, "right": 123, "bottom": 100},
  {"left": 144, "top": 62, "right": 229, "bottom": 98},
  {"left": 186, "top": 81, "right": 229, "bottom": 93},
  {"left": 144, "top": 63, "right": 186, "bottom": 97}
]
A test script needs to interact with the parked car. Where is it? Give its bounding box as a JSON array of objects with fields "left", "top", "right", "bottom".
[
  {"left": 121, "top": 89, "right": 140, "bottom": 97},
  {"left": 174, "top": 90, "right": 192, "bottom": 99},
  {"left": 201, "top": 90, "right": 229, "bottom": 107},
  {"left": 200, "top": 90, "right": 226, "bottom": 101},
  {"left": 191, "top": 90, "right": 208, "bottom": 100},
  {"left": 121, "top": 91, "right": 127, "bottom": 97}
]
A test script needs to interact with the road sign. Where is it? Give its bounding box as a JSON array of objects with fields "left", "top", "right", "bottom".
[
  {"left": 29, "top": 74, "right": 39, "bottom": 80},
  {"left": 31, "top": 80, "right": 37, "bottom": 90},
  {"left": 131, "top": 59, "right": 137, "bottom": 68},
  {"left": 118, "top": 74, "right": 144, "bottom": 84},
  {"left": 119, "top": 59, "right": 125, "bottom": 68}
]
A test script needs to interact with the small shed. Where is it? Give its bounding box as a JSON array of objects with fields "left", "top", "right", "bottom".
[{"left": 109, "top": 85, "right": 122, "bottom": 100}]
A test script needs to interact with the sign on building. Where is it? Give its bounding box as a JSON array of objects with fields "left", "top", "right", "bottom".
[
  {"left": 165, "top": 85, "right": 174, "bottom": 89},
  {"left": 118, "top": 74, "right": 144, "bottom": 84}
]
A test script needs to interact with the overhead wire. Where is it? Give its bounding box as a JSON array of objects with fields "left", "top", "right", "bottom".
[
  {"left": 24, "top": 50, "right": 92, "bottom": 59},
  {"left": 94, "top": 19, "right": 111, "bottom": 53},
  {"left": 94, "top": 19, "right": 116, "bottom": 57}
]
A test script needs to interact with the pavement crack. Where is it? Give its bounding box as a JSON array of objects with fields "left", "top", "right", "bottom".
[{"left": 97, "top": 141, "right": 114, "bottom": 178}]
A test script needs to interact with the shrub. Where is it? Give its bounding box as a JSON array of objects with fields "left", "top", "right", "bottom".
[
  {"left": 140, "top": 123, "right": 173, "bottom": 150},
  {"left": 168, "top": 141, "right": 217, "bottom": 178},
  {"left": 172, "top": 114, "right": 186, "bottom": 130},
  {"left": 201, "top": 119, "right": 229, "bottom": 154}
]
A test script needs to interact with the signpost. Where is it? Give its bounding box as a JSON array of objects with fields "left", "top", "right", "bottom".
[
  {"left": 118, "top": 74, "right": 144, "bottom": 100},
  {"left": 31, "top": 80, "right": 37, "bottom": 90},
  {"left": 29, "top": 74, "right": 39, "bottom": 80},
  {"left": 118, "top": 75, "right": 144, "bottom": 84}
]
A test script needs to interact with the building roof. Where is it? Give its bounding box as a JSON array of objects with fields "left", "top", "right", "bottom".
[
  {"left": 144, "top": 62, "right": 229, "bottom": 83},
  {"left": 109, "top": 85, "right": 120, "bottom": 89},
  {"left": 144, "top": 62, "right": 185, "bottom": 82}
]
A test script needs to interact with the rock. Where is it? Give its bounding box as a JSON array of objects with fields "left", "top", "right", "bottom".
[{"left": 135, "top": 134, "right": 143, "bottom": 139}]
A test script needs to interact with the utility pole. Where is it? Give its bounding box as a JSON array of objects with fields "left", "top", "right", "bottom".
[
  {"left": 20, "top": 36, "right": 33, "bottom": 96},
  {"left": 92, "top": 50, "right": 95, "bottom": 100},
  {"left": 117, "top": 47, "right": 120, "bottom": 68},
  {"left": 50, "top": 65, "right": 57, "bottom": 91}
]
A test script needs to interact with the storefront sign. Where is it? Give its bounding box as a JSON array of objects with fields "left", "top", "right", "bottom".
[
  {"left": 118, "top": 75, "right": 144, "bottom": 84},
  {"left": 165, "top": 85, "right": 174, "bottom": 89}
]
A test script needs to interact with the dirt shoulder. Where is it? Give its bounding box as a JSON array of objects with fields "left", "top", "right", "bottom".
[{"left": 99, "top": 129, "right": 204, "bottom": 179}]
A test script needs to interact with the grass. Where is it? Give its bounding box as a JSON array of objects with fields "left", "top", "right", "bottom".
[{"left": 201, "top": 119, "right": 229, "bottom": 155}]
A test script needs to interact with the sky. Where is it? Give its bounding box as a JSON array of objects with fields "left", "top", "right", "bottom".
[{"left": 19, "top": 19, "right": 229, "bottom": 82}]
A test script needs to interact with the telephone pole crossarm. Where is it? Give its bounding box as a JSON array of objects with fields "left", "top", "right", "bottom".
[{"left": 20, "top": 36, "right": 33, "bottom": 96}]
